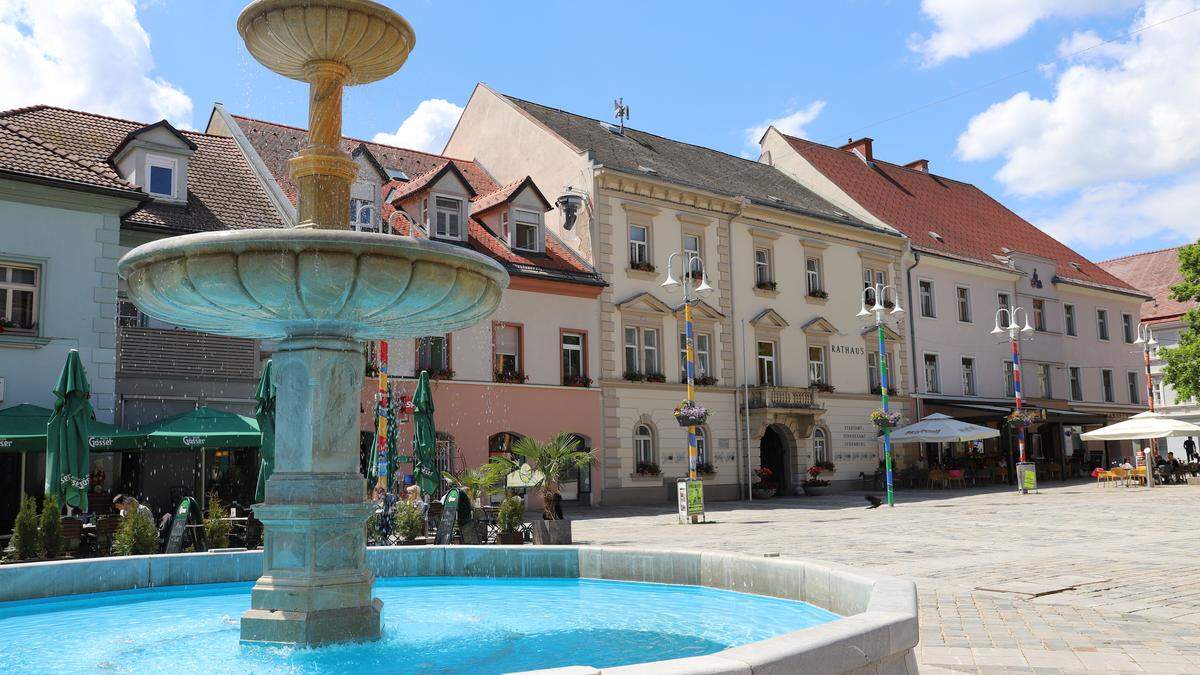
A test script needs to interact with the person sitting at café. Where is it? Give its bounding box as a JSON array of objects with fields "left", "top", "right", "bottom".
[
  {"left": 113, "top": 494, "right": 153, "bottom": 523},
  {"left": 405, "top": 484, "right": 428, "bottom": 519}
]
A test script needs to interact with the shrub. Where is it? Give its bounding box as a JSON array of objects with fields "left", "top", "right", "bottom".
[
  {"left": 113, "top": 512, "right": 158, "bottom": 555},
  {"left": 496, "top": 496, "right": 526, "bottom": 534},
  {"left": 10, "top": 494, "right": 40, "bottom": 560},
  {"left": 394, "top": 500, "right": 424, "bottom": 542},
  {"left": 39, "top": 494, "right": 63, "bottom": 559},
  {"left": 204, "top": 492, "right": 231, "bottom": 549}
]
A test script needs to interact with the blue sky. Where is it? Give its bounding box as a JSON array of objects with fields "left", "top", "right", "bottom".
[{"left": 3, "top": 0, "right": 1198, "bottom": 262}]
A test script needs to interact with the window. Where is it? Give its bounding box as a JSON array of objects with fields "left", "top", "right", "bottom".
[
  {"left": 493, "top": 323, "right": 521, "bottom": 376},
  {"left": 1152, "top": 377, "right": 1164, "bottom": 406},
  {"left": 1101, "top": 369, "right": 1114, "bottom": 402},
  {"left": 146, "top": 155, "right": 176, "bottom": 198},
  {"left": 1069, "top": 367, "right": 1083, "bottom": 401},
  {"left": 1039, "top": 364, "right": 1053, "bottom": 399},
  {"left": 349, "top": 197, "right": 375, "bottom": 232},
  {"left": 417, "top": 335, "right": 450, "bottom": 373},
  {"left": 1097, "top": 309, "right": 1109, "bottom": 341},
  {"left": 808, "top": 345, "right": 827, "bottom": 385},
  {"left": 433, "top": 196, "right": 463, "bottom": 239},
  {"left": 863, "top": 267, "right": 887, "bottom": 304},
  {"left": 562, "top": 332, "right": 586, "bottom": 382},
  {"left": 961, "top": 357, "right": 976, "bottom": 396},
  {"left": 868, "top": 351, "right": 892, "bottom": 392},
  {"left": 923, "top": 354, "right": 940, "bottom": 394},
  {"left": 679, "top": 332, "right": 711, "bottom": 381},
  {"left": 757, "top": 341, "right": 777, "bottom": 386},
  {"left": 1122, "top": 313, "right": 1134, "bottom": 343},
  {"left": 1127, "top": 371, "right": 1141, "bottom": 404},
  {"left": 634, "top": 424, "right": 655, "bottom": 465},
  {"left": 513, "top": 209, "right": 541, "bottom": 252},
  {"left": 629, "top": 224, "right": 650, "bottom": 268},
  {"left": 116, "top": 293, "right": 147, "bottom": 328},
  {"left": 754, "top": 248, "right": 773, "bottom": 285},
  {"left": 683, "top": 233, "right": 702, "bottom": 277},
  {"left": 806, "top": 257, "right": 823, "bottom": 295},
  {"left": 813, "top": 427, "right": 829, "bottom": 465},
  {"left": 694, "top": 426, "right": 707, "bottom": 465},
  {"left": 997, "top": 292, "right": 1010, "bottom": 309},
  {"left": 1033, "top": 299, "right": 1046, "bottom": 331},
  {"left": 918, "top": 280, "right": 935, "bottom": 318},
  {"left": 0, "top": 263, "right": 38, "bottom": 332},
  {"left": 1004, "top": 361, "right": 1015, "bottom": 397},
  {"left": 624, "top": 326, "right": 659, "bottom": 375},
  {"left": 1064, "top": 304, "right": 1077, "bottom": 336},
  {"left": 956, "top": 287, "right": 971, "bottom": 323}
]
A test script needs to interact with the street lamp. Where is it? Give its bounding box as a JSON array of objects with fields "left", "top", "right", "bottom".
[
  {"left": 662, "top": 251, "right": 714, "bottom": 484},
  {"left": 1134, "top": 322, "right": 1160, "bottom": 474},
  {"left": 992, "top": 305, "right": 1034, "bottom": 492},
  {"left": 858, "top": 283, "right": 904, "bottom": 507}
]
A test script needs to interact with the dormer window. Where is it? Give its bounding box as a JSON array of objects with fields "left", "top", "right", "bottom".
[
  {"left": 146, "top": 155, "right": 177, "bottom": 198},
  {"left": 512, "top": 209, "right": 542, "bottom": 252},
  {"left": 349, "top": 198, "right": 376, "bottom": 232},
  {"left": 433, "top": 195, "right": 464, "bottom": 240}
]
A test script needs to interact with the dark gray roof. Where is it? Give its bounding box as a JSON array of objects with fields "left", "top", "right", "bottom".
[{"left": 505, "top": 95, "right": 892, "bottom": 234}]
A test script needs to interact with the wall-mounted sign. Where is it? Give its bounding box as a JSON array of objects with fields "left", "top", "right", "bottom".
[{"left": 831, "top": 345, "right": 866, "bottom": 356}]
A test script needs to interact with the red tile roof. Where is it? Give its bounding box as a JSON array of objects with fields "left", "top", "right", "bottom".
[
  {"left": 1099, "top": 247, "right": 1189, "bottom": 323},
  {"left": 0, "top": 105, "right": 285, "bottom": 232},
  {"left": 470, "top": 176, "right": 550, "bottom": 216},
  {"left": 232, "top": 115, "right": 601, "bottom": 286},
  {"left": 781, "top": 134, "right": 1141, "bottom": 294},
  {"left": 0, "top": 119, "right": 140, "bottom": 195},
  {"left": 388, "top": 160, "right": 477, "bottom": 203}
]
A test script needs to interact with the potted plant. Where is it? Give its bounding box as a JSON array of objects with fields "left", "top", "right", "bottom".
[
  {"left": 113, "top": 508, "right": 158, "bottom": 555},
  {"left": 394, "top": 500, "right": 424, "bottom": 544},
  {"left": 752, "top": 466, "right": 776, "bottom": 498},
  {"left": 563, "top": 374, "right": 592, "bottom": 387},
  {"left": 496, "top": 496, "right": 526, "bottom": 545},
  {"left": 870, "top": 385, "right": 899, "bottom": 396},
  {"left": 807, "top": 289, "right": 829, "bottom": 299},
  {"left": 636, "top": 461, "right": 661, "bottom": 476},
  {"left": 6, "top": 495, "right": 39, "bottom": 561},
  {"left": 204, "top": 492, "right": 232, "bottom": 549},
  {"left": 510, "top": 432, "right": 597, "bottom": 545},
  {"left": 801, "top": 465, "right": 832, "bottom": 496},
  {"left": 810, "top": 381, "right": 836, "bottom": 393},
  {"left": 442, "top": 460, "right": 512, "bottom": 507},
  {"left": 623, "top": 370, "right": 645, "bottom": 382},
  {"left": 494, "top": 369, "right": 528, "bottom": 384},
  {"left": 695, "top": 375, "right": 718, "bottom": 387},
  {"left": 696, "top": 462, "right": 716, "bottom": 477},
  {"left": 630, "top": 261, "right": 656, "bottom": 273},
  {"left": 1005, "top": 410, "right": 1037, "bottom": 428},
  {"left": 645, "top": 372, "right": 667, "bottom": 383},
  {"left": 755, "top": 280, "right": 778, "bottom": 291},
  {"left": 38, "top": 494, "right": 63, "bottom": 560},
  {"left": 673, "top": 400, "right": 708, "bottom": 427},
  {"left": 870, "top": 408, "right": 902, "bottom": 433}
]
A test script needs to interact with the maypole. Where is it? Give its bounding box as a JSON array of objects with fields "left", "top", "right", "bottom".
[{"left": 374, "top": 340, "right": 389, "bottom": 492}]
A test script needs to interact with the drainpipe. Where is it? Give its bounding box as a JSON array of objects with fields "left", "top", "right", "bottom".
[
  {"left": 905, "top": 249, "right": 921, "bottom": 419},
  {"left": 728, "top": 198, "right": 748, "bottom": 500}
]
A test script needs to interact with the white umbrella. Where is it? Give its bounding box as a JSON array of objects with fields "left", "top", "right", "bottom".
[
  {"left": 884, "top": 413, "right": 1001, "bottom": 444},
  {"left": 506, "top": 462, "right": 545, "bottom": 489},
  {"left": 1080, "top": 410, "right": 1200, "bottom": 440}
]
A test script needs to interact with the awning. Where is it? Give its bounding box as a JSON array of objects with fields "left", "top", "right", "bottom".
[
  {"left": 0, "top": 404, "right": 144, "bottom": 453},
  {"left": 138, "top": 406, "right": 261, "bottom": 451}
]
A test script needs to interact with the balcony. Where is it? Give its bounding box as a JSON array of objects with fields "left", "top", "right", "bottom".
[
  {"left": 746, "top": 386, "right": 818, "bottom": 410},
  {"left": 118, "top": 326, "right": 257, "bottom": 379}
]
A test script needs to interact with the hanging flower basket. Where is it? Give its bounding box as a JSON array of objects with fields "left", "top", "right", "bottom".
[
  {"left": 1005, "top": 410, "right": 1037, "bottom": 428},
  {"left": 674, "top": 400, "right": 709, "bottom": 427},
  {"left": 870, "top": 409, "right": 902, "bottom": 431}
]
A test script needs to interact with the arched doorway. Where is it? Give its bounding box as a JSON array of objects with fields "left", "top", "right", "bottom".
[{"left": 759, "top": 425, "right": 792, "bottom": 496}]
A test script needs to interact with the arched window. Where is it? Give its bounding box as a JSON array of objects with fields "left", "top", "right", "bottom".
[
  {"left": 488, "top": 432, "right": 523, "bottom": 459},
  {"left": 813, "top": 427, "right": 829, "bottom": 465},
  {"left": 634, "top": 424, "right": 655, "bottom": 466},
  {"left": 693, "top": 426, "right": 707, "bottom": 465}
]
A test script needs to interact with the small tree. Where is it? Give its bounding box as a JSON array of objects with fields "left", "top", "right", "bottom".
[
  {"left": 497, "top": 496, "right": 525, "bottom": 534},
  {"left": 1163, "top": 244, "right": 1200, "bottom": 400},
  {"left": 394, "top": 501, "right": 424, "bottom": 542},
  {"left": 511, "top": 432, "right": 596, "bottom": 521},
  {"left": 39, "top": 494, "right": 63, "bottom": 559},
  {"left": 10, "top": 494, "right": 40, "bottom": 560},
  {"left": 113, "top": 511, "right": 158, "bottom": 555},
  {"left": 442, "top": 459, "right": 513, "bottom": 506},
  {"left": 204, "top": 492, "right": 231, "bottom": 549}
]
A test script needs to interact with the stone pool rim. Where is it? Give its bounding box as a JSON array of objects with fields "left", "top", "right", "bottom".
[{"left": 0, "top": 546, "right": 917, "bottom": 674}]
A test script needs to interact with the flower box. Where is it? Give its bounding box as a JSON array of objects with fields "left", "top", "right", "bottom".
[
  {"left": 870, "top": 409, "right": 902, "bottom": 431},
  {"left": 755, "top": 281, "right": 778, "bottom": 292},
  {"left": 563, "top": 374, "right": 592, "bottom": 387},
  {"left": 645, "top": 373, "right": 666, "bottom": 383},
  {"left": 629, "top": 261, "right": 656, "bottom": 273},
  {"left": 752, "top": 487, "right": 777, "bottom": 499},
  {"left": 674, "top": 401, "right": 708, "bottom": 427},
  {"left": 807, "top": 289, "right": 829, "bottom": 299},
  {"left": 494, "top": 370, "right": 528, "bottom": 384}
]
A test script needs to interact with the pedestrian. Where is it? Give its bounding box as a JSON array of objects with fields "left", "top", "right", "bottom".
[
  {"left": 113, "top": 494, "right": 153, "bottom": 523},
  {"left": 1184, "top": 436, "right": 1197, "bottom": 463}
]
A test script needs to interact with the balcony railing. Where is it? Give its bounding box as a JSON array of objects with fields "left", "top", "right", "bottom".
[
  {"left": 118, "top": 326, "right": 257, "bottom": 379},
  {"left": 746, "top": 386, "right": 818, "bottom": 410}
]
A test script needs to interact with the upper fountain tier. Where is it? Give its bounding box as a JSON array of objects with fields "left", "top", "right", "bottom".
[
  {"left": 118, "top": 229, "right": 508, "bottom": 340},
  {"left": 237, "top": 0, "right": 415, "bottom": 86}
]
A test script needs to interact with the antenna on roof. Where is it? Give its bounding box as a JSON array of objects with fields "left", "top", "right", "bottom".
[{"left": 613, "top": 98, "right": 630, "bottom": 134}]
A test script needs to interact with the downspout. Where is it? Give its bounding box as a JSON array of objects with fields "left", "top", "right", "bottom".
[
  {"left": 905, "top": 248, "right": 921, "bottom": 420},
  {"left": 728, "top": 197, "right": 748, "bottom": 499}
]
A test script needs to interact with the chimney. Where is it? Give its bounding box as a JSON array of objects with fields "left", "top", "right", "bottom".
[
  {"left": 839, "top": 137, "right": 873, "bottom": 163},
  {"left": 904, "top": 159, "right": 929, "bottom": 173}
]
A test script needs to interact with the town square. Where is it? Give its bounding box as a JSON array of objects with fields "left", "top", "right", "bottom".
[{"left": 0, "top": 0, "right": 1198, "bottom": 672}]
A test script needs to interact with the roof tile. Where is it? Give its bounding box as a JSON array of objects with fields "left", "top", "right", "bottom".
[{"left": 1099, "top": 247, "right": 1189, "bottom": 322}]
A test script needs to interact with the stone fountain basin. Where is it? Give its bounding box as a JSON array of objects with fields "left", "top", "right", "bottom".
[{"left": 118, "top": 229, "right": 509, "bottom": 340}]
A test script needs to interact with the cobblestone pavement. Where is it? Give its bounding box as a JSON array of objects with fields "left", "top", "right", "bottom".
[{"left": 570, "top": 481, "right": 1200, "bottom": 673}]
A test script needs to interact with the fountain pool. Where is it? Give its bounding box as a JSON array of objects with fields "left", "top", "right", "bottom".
[{"left": 0, "top": 577, "right": 838, "bottom": 673}]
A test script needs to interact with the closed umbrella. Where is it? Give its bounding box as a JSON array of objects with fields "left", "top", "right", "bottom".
[
  {"left": 253, "top": 360, "right": 276, "bottom": 503},
  {"left": 412, "top": 371, "right": 439, "bottom": 497},
  {"left": 1080, "top": 411, "right": 1200, "bottom": 440},
  {"left": 45, "top": 350, "right": 92, "bottom": 511}
]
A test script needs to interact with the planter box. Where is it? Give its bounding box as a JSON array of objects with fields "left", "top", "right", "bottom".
[
  {"left": 751, "top": 488, "right": 776, "bottom": 499},
  {"left": 531, "top": 519, "right": 572, "bottom": 545},
  {"left": 498, "top": 532, "right": 524, "bottom": 545},
  {"left": 802, "top": 485, "right": 829, "bottom": 496}
]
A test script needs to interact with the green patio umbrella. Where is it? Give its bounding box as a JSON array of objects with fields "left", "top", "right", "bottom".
[
  {"left": 385, "top": 396, "right": 399, "bottom": 491},
  {"left": 253, "top": 360, "right": 276, "bottom": 503},
  {"left": 45, "top": 350, "right": 92, "bottom": 511},
  {"left": 139, "top": 406, "right": 260, "bottom": 511},
  {"left": 412, "top": 370, "right": 439, "bottom": 497},
  {"left": 0, "top": 404, "right": 52, "bottom": 453},
  {"left": 84, "top": 419, "right": 145, "bottom": 452}
]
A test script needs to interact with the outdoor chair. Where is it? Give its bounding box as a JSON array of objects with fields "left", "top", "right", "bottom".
[
  {"left": 1131, "top": 467, "right": 1148, "bottom": 486},
  {"left": 1109, "top": 467, "right": 1129, "bottom": 486},
  {"left": 94, "top": 516, "right": 122, "bottom": 554},
  {"left": 928, "top": 469, "right": 949, "bottom": 489},
  {"left": 992, "top": 465, "right": 1007, "bottom": 484},
  {"left": 1095, "top": 469, "right": 1114, "bottom": 486},
  {"left": 1047, "top": 464, "right": 1063, "bottom": 481},
  {"left": 60, "top": 517, "right": 82, "bottom": 554},
  {"left": 947, "top": 469, "right": 966, "bottom": 489}
]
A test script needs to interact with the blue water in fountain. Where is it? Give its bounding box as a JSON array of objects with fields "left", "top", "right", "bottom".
[{"left": 0, "top": 576, "right": 838, "bottom": 673}]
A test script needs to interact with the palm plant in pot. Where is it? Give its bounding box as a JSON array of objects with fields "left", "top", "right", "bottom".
[{"left": 510, "top": 432, "right": 597, "bottom": 545}]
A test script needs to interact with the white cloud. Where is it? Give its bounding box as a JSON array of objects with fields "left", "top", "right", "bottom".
[
  {"left": 373, "top": 99, "right": 463, "bottom": 153},
  {"left": 910, "top": 0, "right": 1138, "bottom": 66},
  {"left": 744, "top": 100, "right": 826, "bottom": 151},
  {"left": 956, "top": 0, "right": 1200, "bottom": 197},
  {"left": 0, "top": 0, "right": 192, "bottom": 126},
  {"left": 1039, "top": 173, "right": 1200, "bottom": 247}
]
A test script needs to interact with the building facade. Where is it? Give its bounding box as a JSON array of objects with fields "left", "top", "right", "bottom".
[{"left": 761, "top": 130, "right": 1150, "bottom": 474}]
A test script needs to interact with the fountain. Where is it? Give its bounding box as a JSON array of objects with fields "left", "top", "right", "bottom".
[{"left": 118, "top": 0, "right": 508, "bottom": 645}]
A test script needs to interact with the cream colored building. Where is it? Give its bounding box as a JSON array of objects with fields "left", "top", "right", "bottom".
[{"left": 448, "top": 85, "right": 913, "bottom": 502}]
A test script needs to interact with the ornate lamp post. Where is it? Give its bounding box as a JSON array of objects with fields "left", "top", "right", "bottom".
[
  {"left": 992, "top": 305, "right": 1034, "bottom": 492},
  {"left": 1134, "top": 322, "right": 1160, "bottom": 471},
  {"left": 662, "top": 251, "right": 713, "bottom": 518},
  {"left": 857, "top": 283, "right": 904, "bottom": 507}
]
